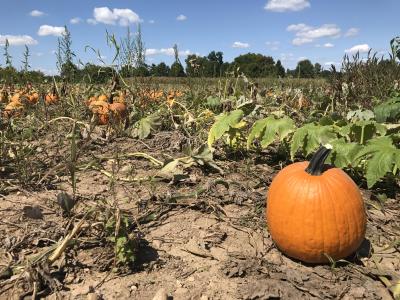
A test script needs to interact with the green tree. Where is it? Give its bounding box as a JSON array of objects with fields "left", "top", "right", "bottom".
[
  {"left": 185, "top": 54, "right": 207, "bottom": 77},
  {"left": 295, "top": 59, "right": 315, "bottom": 78},
  {"left": 82, "top": 63, "right": 113, "bottom": 83},
  {"left": 207, "top": 51, "right": 224, "bottom": 77},
  {"left": 314, "top": 63, "right": 322, "bottom": 76},
  {"left": 150, "top": 62, "right": 170, "bottom": 77},
  {"left": 275, "top": 60, "right": 285, "bottom": 78},
  {"left": 232, "top": 53, "right": 276, "bottom": 77},
  {"left": 220, "top": 62, "right": 232, "bottom": 75},
  {"left": 132, "top": 65, "right": 150, "bottom": 77}
]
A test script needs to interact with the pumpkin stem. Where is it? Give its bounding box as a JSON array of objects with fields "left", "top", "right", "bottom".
[{"left": 305, "top": 145, "right": 332, "bottom": 175}]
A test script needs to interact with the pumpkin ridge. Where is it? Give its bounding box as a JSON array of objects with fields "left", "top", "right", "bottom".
[
  {"left": 327, "top": 174, "right": 354, "bottom": 254},
  {"left": 322, "top": 176, "right": 344, "bottom": 259},
  {"left": 291, "top": 174, "right": 312, "bottom": 259},
  {"left": 327, "top": 172, "right": 365, "bottom": 250},
  {"left": 316, "top": 179, "right": 325, "bottom": 260}
]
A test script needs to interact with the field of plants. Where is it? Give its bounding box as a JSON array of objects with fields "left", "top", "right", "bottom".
[{"left": 1, "top": 43, "right": 400, "bottom": 299}]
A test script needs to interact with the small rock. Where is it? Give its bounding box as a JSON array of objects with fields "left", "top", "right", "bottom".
[
  {"left": 350, "top": 286, "right": 366, "bottom": 298},
  {"left": 152, "top": 288, "right": 168, "bottom": 300},
  {"left": 267, "top": 250, "right": 283, "bottom": 265},
  {"left": 130, "top": 284, "right": 138, "bottom": 292},
  {"left": 187, "top": 276, "right": 195, "bottom": 282},
  {"left": 23, "top": 205, "right": 43, "bottom": 219},
  {"left": 200, "top": 296, "right": 209, "bottom": 300},
  {"left": 57, "top": 192, "right": 75, "bottom": 213},
  {"left": 153, "top": 239, "right": 163, "bottom": 249},
  {"left": 175, "top": 288, "right": 189, "bottom": 295},
  {"left": 87, "top": 293, "right": 99, "bottom": 300}
]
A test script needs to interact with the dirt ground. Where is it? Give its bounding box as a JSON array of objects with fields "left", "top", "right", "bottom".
[{"left": 0, "top": 130, "right": 399, "bottom": 300}]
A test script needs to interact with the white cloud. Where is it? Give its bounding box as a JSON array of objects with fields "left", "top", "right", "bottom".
[
  {"left": 265, "top": 0, "right": 310, "bottom": 12},
  {"left": 176, "top": 14, "right": 187, "bottom": 21},
  {"left": 92, "top": 7, "right": 140, "bottom": 26},
  {"left": 232, "top": 41, "right": 250, "bottom": 48},
  {"left": 146, "top": 48, "right": 192, "bottom": 56},
  {"left": 70, "top": 17, "right": 82, "bottom": 24},
  {"left": 280, "top": 53, "right": 295, "bottom": 61},
  {"left": 345, "top": 44, "right": 370, "bottom": 55},
  {"left": 315, "top": 43, "right": 334, "bottom": 48},
  {"left": 0, "top": 35, "right": 38, "bottom": 46},
  {"left": 288, "top": 23, "right": 341, "bottom": 45},
  {"left": 344, "top": 27, "right": 359, "bottom": 37},
  {"left": 179, "top": 50, "right": 192, "bottom": 56},
  {"left": 297, "top": 56, "right": 308, "bottom": 61},
  {"left": 292, "top": 37, "right": 313, "bottom": 45},
  {"left": 149, "top": 20, "right": 155, "bottom": 24},
  {"left": 287, "top": 23, "right": 311, "bottom": 32},
  {"left": 146, "top": 49, "right": 159, "bottom": 56},
  {"left": 87, "top": 18, "right": 97, "bottom": 25},
  {"left": 35, "top": 52, "right": 43, "bottom": 57},
  {"left": 37, "top": 25, "right": 66, "bottom": 37},
  {"left": 265, "top": 41, "right": 280, "bottom": 50},
  {"left": 30, "top": 10, "right": 45, "bottom": 17}
]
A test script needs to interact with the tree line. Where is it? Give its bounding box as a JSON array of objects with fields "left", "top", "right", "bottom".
[{"left": 2, "top": 25, "right": 399, "bottom": 84}]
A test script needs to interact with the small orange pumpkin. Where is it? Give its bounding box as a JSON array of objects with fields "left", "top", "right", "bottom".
[
  {"left": 85, "top": 96, "right": 98, "bottom": 107},
  {"left": 45, "top": 93, "right": 59, "bottom": 105},
  {"left": 267, "top": 145, "right": 366, "bottom": 264},
  {"left": 10, "top": 93, "right": 21, "bottom": 103},
  {"left": 3, "top": 101, "right": 23, "bottom": 118},
  {"left": 25, "top": 92, "right": 39, "bottom": 104},
  {"left": 98, "top": 94, "right": 108, "bottom": 102},
  {"left": 109, "top": 102, "right": 127, "bottom": 121},
  {"left": 90, "top": 100, "right": 110, "bottom": 125}
]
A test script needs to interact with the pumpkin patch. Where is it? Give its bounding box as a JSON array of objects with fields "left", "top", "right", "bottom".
[{"left": 0, "top": 20, "right": 398, "bottom": 299}]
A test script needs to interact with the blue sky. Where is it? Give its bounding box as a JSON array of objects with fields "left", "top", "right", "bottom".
[{"left": 0, "top": 0, "right": 398, "bottom": 75}]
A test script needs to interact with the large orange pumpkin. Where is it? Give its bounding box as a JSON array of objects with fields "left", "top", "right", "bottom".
[{"left": 267, "top": 145, "right": 366, "bottom": 264}]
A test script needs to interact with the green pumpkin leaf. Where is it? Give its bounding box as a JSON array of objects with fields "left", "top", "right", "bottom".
[
  {"left": 207, "top": 109, "right": 244, "bottom": 148},
  {"left": 346, "top": 109, "right": 374, "bottom": 121},
  {"left": 131, "top": 114, "right": 161, "bottom": 139},
  {"left": 247, "top": 116, "right": 295, "bottom": 149},
  {"left": 290, "top": 123, "right": 337, "bottom": 160},
  {"left": 374, "top": 96, "right": 400, "bottom": 123},
  {"left": 329, "top": 139, "right": 363, "bottom": 168},
  {"left": 356, "top": 136, "right": 400, "bottom": 188},
  {"left": 347, "top": 120, "right": 386, "bottom": 144}
]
